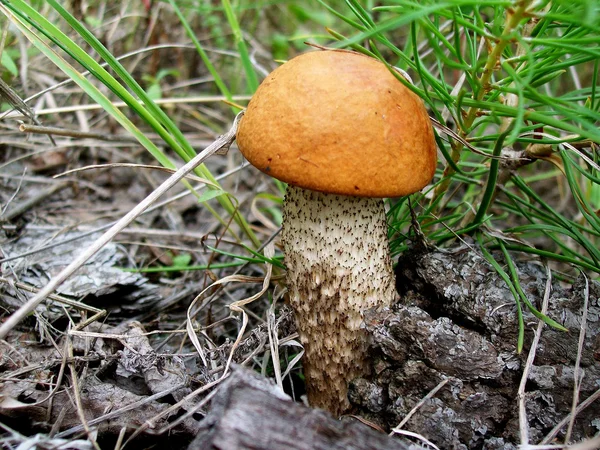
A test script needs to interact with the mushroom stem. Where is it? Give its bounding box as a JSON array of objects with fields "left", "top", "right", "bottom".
[{"left": 281, "top": 185, "right": 399, "bottom": 415}]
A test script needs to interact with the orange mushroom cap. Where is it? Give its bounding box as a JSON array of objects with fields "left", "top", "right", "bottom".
[{"left": 236, "top": 50, "right": 437, "bottom": 198}]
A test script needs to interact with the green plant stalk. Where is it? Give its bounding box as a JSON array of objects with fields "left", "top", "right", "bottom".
[
  {"left": 206, "top": 245, "right": 285, "bottom": 269},
  {"left": 467, "top": 129, "right": 509, "bottom": 228},
  {"left": 499, "top": 243, "right": 600, "bottom": 275},
  {"left": 5, "top": 3, "right": 238, "bottom": 242},
  {"left": 167, "top": 0, "right": 234, "bottom": 104},
  {"left": 498, "top": 190, "right": 600, "bottom": 272},
  {"left": 431, "top": 0, "right": 534, "bottom": 208},
  {"left": 511, "top": 175, "right": 600, "bottom": 264},
  {"left": 123, "top": 262, "right": 245, "bottom": 273},
  {"left": 0, "top": 6, "right": 163, "bottom": 168},
  {"left": 561, "top": 150, "right": 600, "bottom": 235},
  {"left": 48, "top": 0, "right": 260, "bottom": 247},
  {"left": 458, "top": 97, "right": 600, "bottom": 144},
  {"left": 476, "top": 234, "right": 525, "bottom": 353},
  {"left": 504, "top": 223, "right": 598, "bottom": 268},
  {"left": 3, "top": 10, "right": 245, "bottom": 248},
  {"left": 221, "top": 0, "right": 259, "bottom": 93},
  {"left": 4, "top": 0, "right": 260, "bottom": 248},
  {"left": 500, "top": 189, "right": 600, "bottom": 246},
  {"left": 562, "top": 148, "right": 600, "bottom": 185},
  {"left": 498, "top": 240, "right": 568, "bottom": 332}
]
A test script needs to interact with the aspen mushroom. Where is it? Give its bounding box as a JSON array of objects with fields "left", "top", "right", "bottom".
[{"left": 236, "top": 50, "right": 437, "bottom": 416}]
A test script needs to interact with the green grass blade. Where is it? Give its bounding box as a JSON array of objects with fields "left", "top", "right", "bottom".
[
  {"left": 476, "top": 234, "right": 525, "bottom": 353},
  {"left": 221, "top": 0, "right": 259, "bottom": 93},
  {"left": 498, "top": 241, "right": 568, "bottom": 332},
  {"left": 0, "top": 4, "right": 173, "bottom": 169},
  {"left": 470, "top": 130, "right": 509, "bottom": 226},
  {"left": 3, "top": 0, "right": 261, "bottom": 247},
  {"left": 167, "top": 0, "right": 234, "bottom": 103}
]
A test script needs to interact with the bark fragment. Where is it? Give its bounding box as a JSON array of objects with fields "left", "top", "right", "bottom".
[
  {"left": 189, "top": 365, "right": 423, "bottom": 450},
  {"left": 349, "top": 244, "right": 600, "bottom": 449}
]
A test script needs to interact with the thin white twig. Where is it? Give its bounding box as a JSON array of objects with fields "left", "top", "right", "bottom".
[
  {"left": 564, "top": 272, "right": 590, "bottom": 444},
  {"left": 566, "top": 435, "right": 600, "bottom": 450},
  {"left": 391, "top": 429, "right": 441, "bottom": 450},
  {"left": 268, "top": 294, "right": 283, "bottom": 392},
  {"left": 518, "top": 265, "right": 553, "bottom": 447},
  {"left": 1, "top": 95, "right": 251, "bottom": 119},
  {"left": 525, "top": 435, "right": 600, "bottom": 450},
  {"left": 390, "top": 378, "right": 449, "bottom": 435},
  {"left": 541, "top": 388, "right": 600, "bottom": 445}
]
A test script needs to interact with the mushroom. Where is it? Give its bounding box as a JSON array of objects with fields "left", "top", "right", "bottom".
[{"left": 236, "top": 50, "right": 437, "bottom": 415}]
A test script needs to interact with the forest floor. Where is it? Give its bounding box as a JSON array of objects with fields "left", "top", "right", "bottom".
[{"left": 1, "top": 3, "right": 600, "bottom": 450}]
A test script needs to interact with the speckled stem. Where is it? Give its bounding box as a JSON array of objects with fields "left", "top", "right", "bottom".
[{"left": 281, "top": 185, "right": 399, "bottom": 415}]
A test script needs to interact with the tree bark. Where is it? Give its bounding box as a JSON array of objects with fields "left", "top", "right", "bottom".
[{"left": 189, "top": 365, "right": 421, "bottom": 450}]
